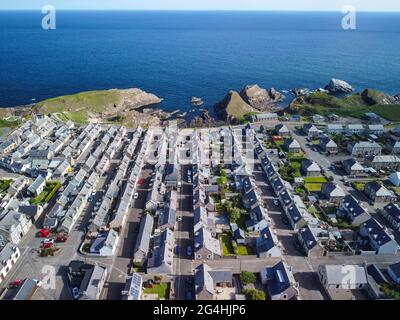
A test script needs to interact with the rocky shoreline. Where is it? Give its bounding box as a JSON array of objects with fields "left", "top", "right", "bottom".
[{"left": 2, "top": 79, "right": 400, "bottom": 127}]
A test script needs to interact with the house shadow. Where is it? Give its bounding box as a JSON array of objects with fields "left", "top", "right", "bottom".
[
  {"left": 277, "top": 234, "right": 304, "bottom": 257},
  {"left": 119, "top": 221, "right": 139, "bottom": 258},
  {"left": 103, "top": 281, "right": 125, "bottom": 300},
  {"left": 294, "top": 271, "right": 329, "bottom": 300},
  {"left": 56, "top": 266, "right": 73, "bottom": 300}
]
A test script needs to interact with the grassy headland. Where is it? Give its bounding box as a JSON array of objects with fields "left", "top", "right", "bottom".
[{"left": 289, "top": 89, "right": 400, "bottom": 121}]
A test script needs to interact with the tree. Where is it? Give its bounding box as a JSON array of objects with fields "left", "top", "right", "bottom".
[
  {"left": 217, "top": 176, "right": 228, "bottom": 187},
  {"left": 229, "top": 207, "right": 241, "bottom": 223},
  {"left": 243, "top": 288, "right": 266, "bottom": 300},
  {"left": 240, "top": 271, "right": 257, "bottom": 285}
]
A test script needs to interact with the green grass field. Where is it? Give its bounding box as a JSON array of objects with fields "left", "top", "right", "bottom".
[{"left": 143, "top": 283, "right": 169, "bottom": 299}]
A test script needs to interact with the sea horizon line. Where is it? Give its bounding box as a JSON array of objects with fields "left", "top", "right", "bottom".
[{"left": 1, "top": 9, "right": 400, "bottom": 13}]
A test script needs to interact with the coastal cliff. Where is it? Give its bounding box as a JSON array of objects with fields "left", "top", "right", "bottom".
[
  {"left": 0, "top": 88, "right": 164, "bottom": 126},
  {"left": 214, "top": 90, "right": 255, "bottom": 123},
  {"left": 239, "top": 84, "right": 285, "bottom": 111}
]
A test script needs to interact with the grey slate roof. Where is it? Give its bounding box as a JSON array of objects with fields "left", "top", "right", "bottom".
[{"left": 134, "top": 214, "right": 154, "bottom": 257}]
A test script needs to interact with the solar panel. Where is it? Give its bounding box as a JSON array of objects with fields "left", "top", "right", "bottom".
[{"left": 128, "top": 274, "right": 143, "bottom": 300}]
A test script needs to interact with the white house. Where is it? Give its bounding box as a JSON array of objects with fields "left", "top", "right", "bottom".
[
  {"left": 27, "top": 175, "right": 46, "bottom": 196},
  {"left": 318, "top": 264, "right": 368, "bottom": 297},
  {"left": 0, "top": 211, "right": 32, "bottom": 245},
  {"left": 0, "top": 243, "right": 20, "bottom": 284}
]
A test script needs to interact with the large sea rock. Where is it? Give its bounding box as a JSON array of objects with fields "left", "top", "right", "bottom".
[
  {"left": 240, "top": 85, "right": 285, "bottom": 111},
  {"left": 324, "top": 78, "right": 353, "bottom": 93},
  {"left": 214, "top": 90, "right": 255, "bottom": 123}
]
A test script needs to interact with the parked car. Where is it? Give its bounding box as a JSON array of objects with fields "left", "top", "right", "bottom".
[
  {"left": 41, "top": 242, "right": 54, "bottom": 249},
  {"left": 42, "top": 238, "right": 55, "bottom": 244},
  {"left": 273, "top": 199, "right": 279, "bottom": 206},
  {"left": 37, "top": 228, "right": 51, "bottom": 238},
  {"left": 134, "top": 192, "right": 139, "bottom": 199},
  {"left": 9, "top": 279, "right": 23, "bottom": 288},
  {"left": 175, "top": 246, "right": 181, "bottom": 255},
  {"left": 55, "top": 235, "right": 68, "bottom": 243},
  {"left": 186, "top": 246, "right": 193, "bottom": 257},
  {"left": 72, "top": 287, "right": 80, "bottom": 299},
  {"left": 177, "top": 216, "right": 183, "bottom": 222}
]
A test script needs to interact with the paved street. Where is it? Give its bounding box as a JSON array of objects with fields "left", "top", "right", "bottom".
[{"left": 173, "top": 164, "right": 194, "bottom": 300}]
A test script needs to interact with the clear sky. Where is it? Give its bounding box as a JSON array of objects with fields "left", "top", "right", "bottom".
[{"left": 1, "top": 0, "right": 399, "bottom": 12}]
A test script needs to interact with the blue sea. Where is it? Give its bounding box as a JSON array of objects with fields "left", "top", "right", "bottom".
[{"left": 0, "top": 10, "right": 400, "bottom": 111}]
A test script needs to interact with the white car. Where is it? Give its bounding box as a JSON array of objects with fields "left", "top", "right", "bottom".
[
  {"left": 134, "top": 192, "right": 139, "bottom": 199},
  {"left": 187, "top": 177, "right": 192, "bottom": 183},
  {"left": 273, "top": 200, "right": 279, "bottom": 206},
  {"left": 42, "top": 238, "right": 55, "bottom": 244},
  {"left": 177, "top": 216, "right": 183, "bottom": 222}
]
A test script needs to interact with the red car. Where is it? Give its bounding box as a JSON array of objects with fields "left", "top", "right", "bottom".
[
  {"left": 41, "top": 242, "right": 54, "bottom": 249},
  {"left": 55, "top": 235, "right": 68, "bottom": 243},
  {"left": 9, "top": 279, "right": 23, "bottom": 288},
  {"left": 37, "top": 228, "right": 51, "bottom": 238}
]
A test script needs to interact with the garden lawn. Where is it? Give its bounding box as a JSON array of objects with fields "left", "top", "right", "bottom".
[
  {"left": 353, "top": 182, "right": 366, "bottom": 191},
  {"left": 30, "top": 181, "right": 61, "bottom": 205},
  {"left": 143, "top": 283, "right": 169, "bottom": 299},
  {"left": 304, "top": 183, "right": 324, "bottom": 192},
  {"left": 304, "top": 177, "right": 328, "bottom": 192},
  {"left": 237, "top": 245, "right": 252, "bottom": 256},
  {"left": 0, "top": 179, "right": 12, "bottom": 192},
  {"left": 304, "top": 177, "right": 328, "bottom": 183},
  {"left": 220, "top": 234, "right": 235, "bottom": 256}
]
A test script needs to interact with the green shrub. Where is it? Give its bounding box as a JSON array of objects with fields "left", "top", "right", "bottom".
[
  {"left": 243, "top": 288, "right": 266, "bottom": 300},
  {"left": 240, "top": 271, "right": 257, "bottom": 285}
]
